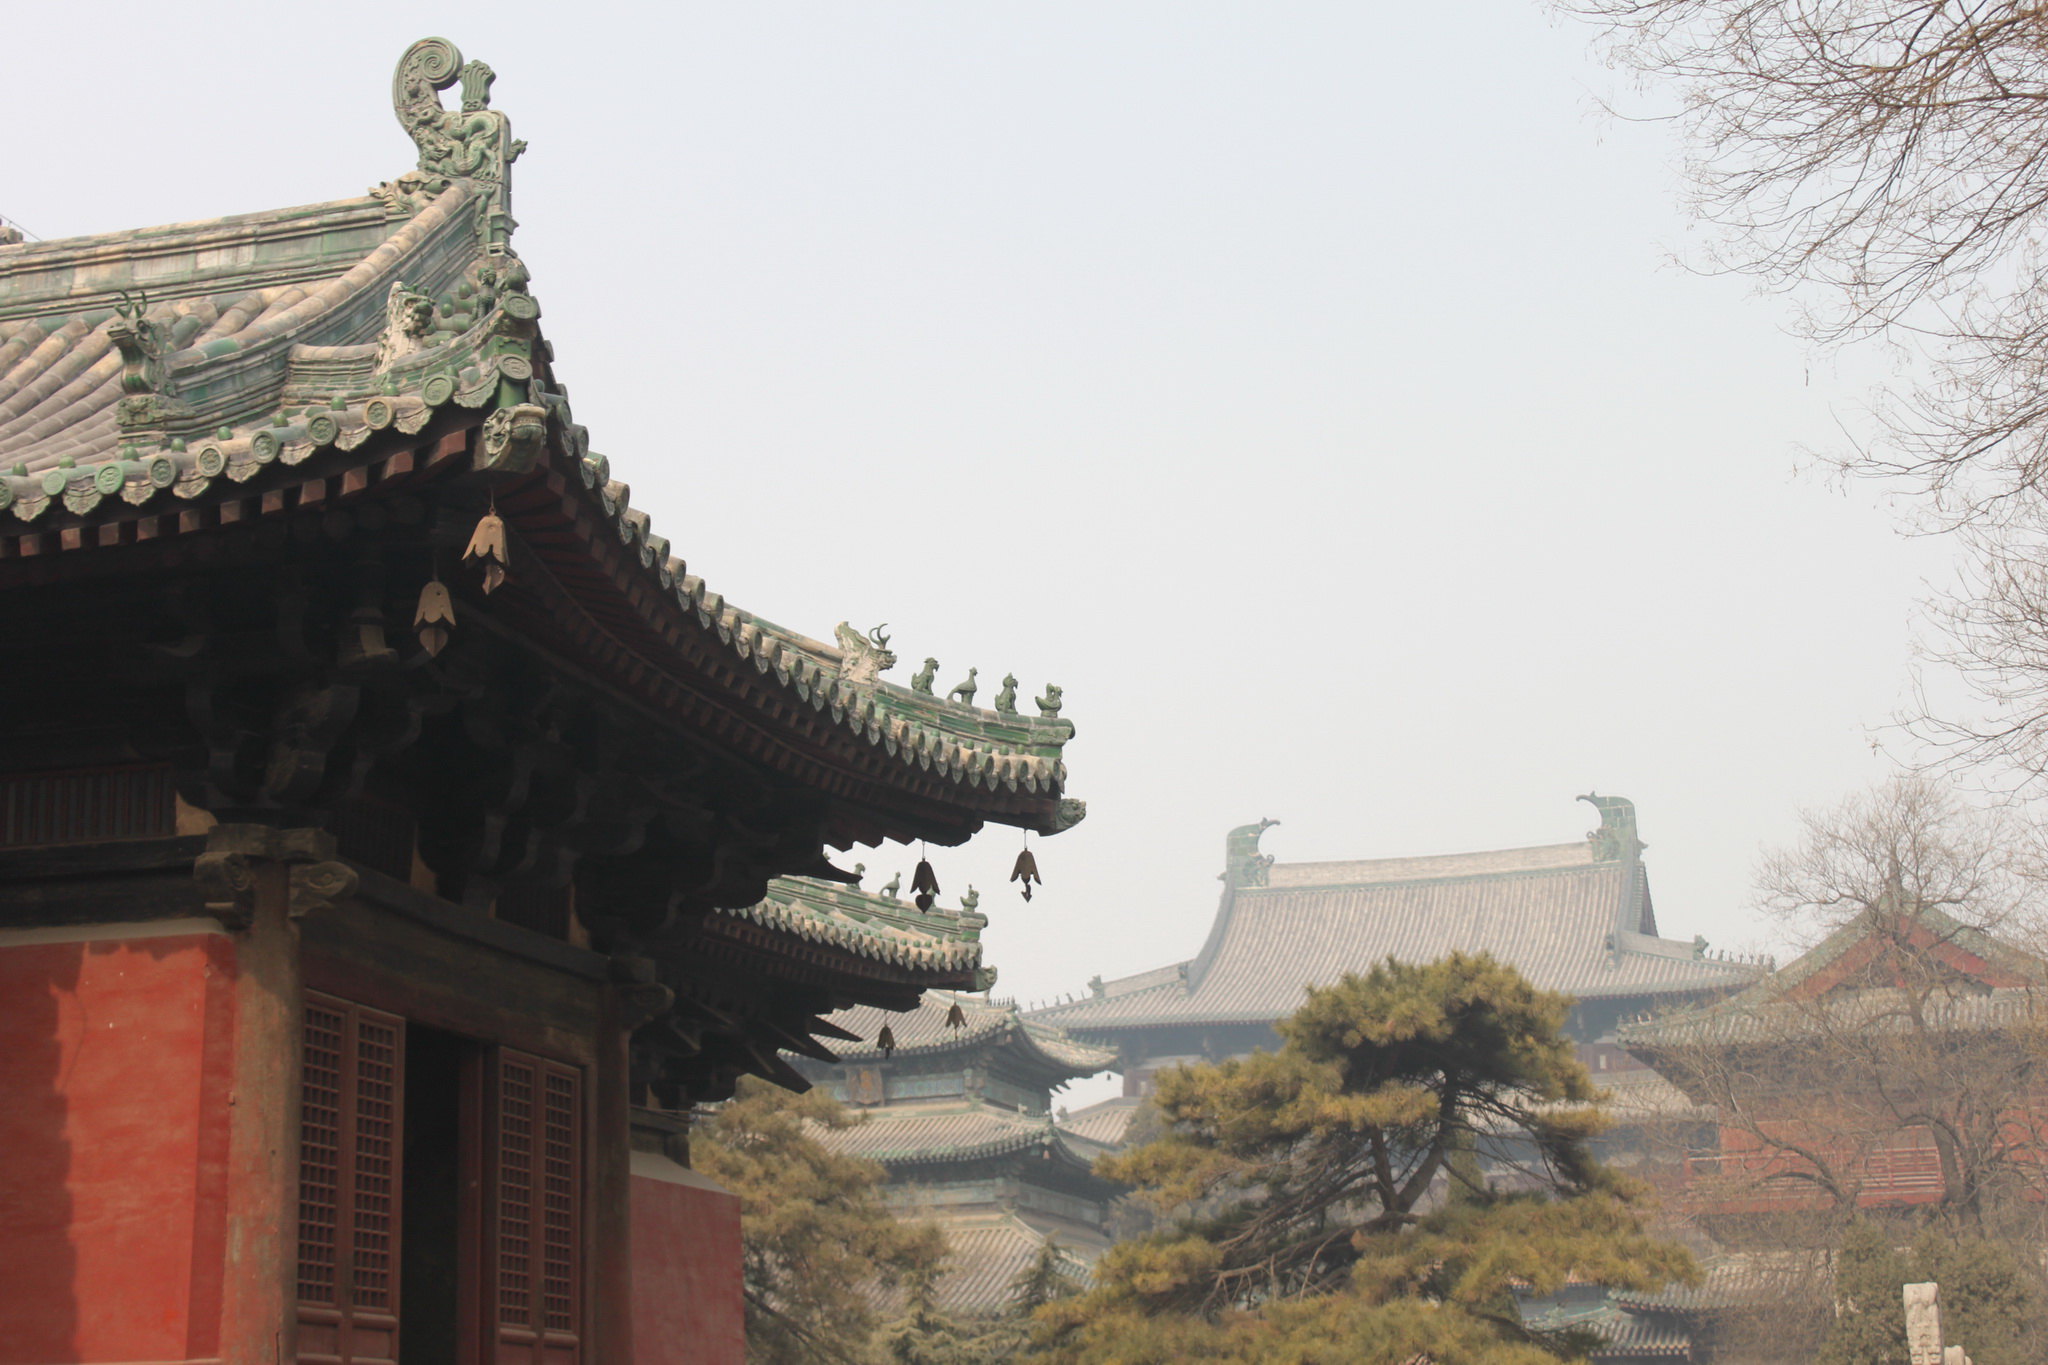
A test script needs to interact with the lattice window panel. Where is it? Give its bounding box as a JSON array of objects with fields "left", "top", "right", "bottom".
[
  {"left": 493, "top": 1049, "right": 582, "bottom": 1363},
  {"left": 297, "top": 994, "right": 405, "bottom": 1365},
  {"left": 0, "top": 764, "right": 175, "bottom": 847}
]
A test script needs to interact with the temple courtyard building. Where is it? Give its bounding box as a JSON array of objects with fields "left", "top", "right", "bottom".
[
  {"left": 1033, "top": 796, "right": 1759, "bottom": 1147},
  {"left": 0, "top": 37, "right": 1080, "bottom": 1365},
  {"left": 789, "top": 952, "right": 1121, "bottom": 1319}
]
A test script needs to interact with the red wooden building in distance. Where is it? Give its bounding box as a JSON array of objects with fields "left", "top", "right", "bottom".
[
  {"left": 0, "top": 37, "right": 1082, "bottom": 1365},
  {"left": 1621, "top": 899, "right": 2048, "bottom": 1237}
]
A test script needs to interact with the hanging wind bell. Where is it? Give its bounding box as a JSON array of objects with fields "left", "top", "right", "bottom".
[
  {"left": 463, "top": 505, "right": 510, "bottom": 594},
  {"left": 414, "top": 575, "right": 456, "bottom": 657},
  {"left": 945, "top": 1000, "right": 967, "bottom": 1032},
  {"left": 877, "top": 1025, "right": 897, "bottom": 1058},
  {"left": 911, "top": 844, "right": 940, "bottom": 913},
  {"left": 1011, "top": 832, "right": 1041, "bottom": 903}
]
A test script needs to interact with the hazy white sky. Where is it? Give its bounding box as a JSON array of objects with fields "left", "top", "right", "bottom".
[{"left": 12, "top": 3, "right": 1957, "bottom": 1076}]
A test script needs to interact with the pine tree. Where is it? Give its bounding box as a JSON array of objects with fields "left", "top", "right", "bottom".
[
  {"left": 1031, "top": 953, "right": 1693, "bottom": 1363},
  {"left": 693, "top": 1077, "right": 947, "bottom": 1364}
]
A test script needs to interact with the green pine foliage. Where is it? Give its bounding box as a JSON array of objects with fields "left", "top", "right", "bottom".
[
  {"left": 1822, "top": 1223, "right": 2045, "bottom": 1365},
  {"left": 877, "top": 1235, "right": 1086, "bottom": 1364},
  {"left": 693, "top": 1077, "right": 948, "bottom": 1365},
  {"left": 1030, "top": 953, "right": 1694, "bottom": 1364}
]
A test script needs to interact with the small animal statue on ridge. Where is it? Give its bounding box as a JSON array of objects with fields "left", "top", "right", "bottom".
[
  {"left": 947, "top": 668, "right": 979, "bottom": 705},
  {"left": 994, "top": 673, "right": 1019, "bottom": 715},
  {"left": 880, "top": 871, "right": 901, "bottom": 900},
  {"left": 911, "top": 657, "right": 939, "bottom": 694},
  {"left": 1035, "top": 683, "right": 1063, "bottom": 718}
]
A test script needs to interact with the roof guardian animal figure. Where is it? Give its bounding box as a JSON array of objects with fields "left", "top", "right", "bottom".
[
  {"left": 947, "top": 668, "right": 979, "bottom": 705},
  {"left": 994, "top": 674, "right": 1019, "bottom": 715},
  {"left": 911, "top": 658, "right": 939, "bottom": 694}
]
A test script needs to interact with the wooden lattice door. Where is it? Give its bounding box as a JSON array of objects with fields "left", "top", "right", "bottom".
[
  {"left": 298, "top": 994, "right": 405, "bottom": 1365},
  {"left": 489, "top": 1049, "right": 584, "bottom": 1364}
]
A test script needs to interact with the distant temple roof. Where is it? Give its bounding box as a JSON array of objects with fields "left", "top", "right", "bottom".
[
  {"left": 1621, "top": 898, "right": 2048, "bottom": 1061},
  {"left": 913, "top": 1212, "right": 1103, "bottom": 1318},
  {"left": 821, "top": 990, "right": 1115, "bottom": 1082},
  {"left": 1056, "top": 1094, "right": 1143, "bottom": 1148},
  {"left": 824, "top": 1103, "right": 1102, "bottom": 1167},
  {"left": 1033, "top": 797, "right": 1760, "bottom": 1035}
]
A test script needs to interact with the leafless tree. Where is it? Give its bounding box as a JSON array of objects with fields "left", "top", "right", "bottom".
[
  {"left": 1558, "top": 1, "right": 2048, "bottom": 522},
  {"left": 1755, "top": 778, "right": 2045, "bottom": 941},
  {"left": 1632, "top": 782, "right": 2048, "bottom": 1263}
]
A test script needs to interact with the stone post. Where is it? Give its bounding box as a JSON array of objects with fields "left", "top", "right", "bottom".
[{"left": 1905, "top": 1281, "right": 1967, "bottom": 1365}]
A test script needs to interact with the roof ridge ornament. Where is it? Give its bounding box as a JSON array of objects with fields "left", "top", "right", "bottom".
[
  {"left": 1223, "top": 818, "right": 1279, "bottom": 888},
  {"left": 1579, "top": 792, "right": 1647, "bottom": 863},
  {"left": 834, "top": 622, "right": 896, "bottom": 688},
  {"left": 392, "top": 37, "right": 525, "bottom": 246}
]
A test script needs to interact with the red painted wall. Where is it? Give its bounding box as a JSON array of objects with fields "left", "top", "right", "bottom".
[
  {"left": 0, "top": 928, "right": 237, "bottom": 1365},
  {"left": 628, "top": 1154, "right": 745, "bottom": 1365}
]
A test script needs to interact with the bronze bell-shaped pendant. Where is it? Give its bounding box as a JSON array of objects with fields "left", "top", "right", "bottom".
[
  {"left": 877, "top": 1025, "right": 897, "bottom": 1058},
  {"left": 911, "top": 858, "right": 940, "bottom": 913},
  {"left": 1011, "top": 847, "right": 1041, "bottom": 902},
  {"left": 463, "top": 511, "right": 510, "bottom": 594},
  {"left": 414, "top": 578, "right": 456, "bottom": 657}
]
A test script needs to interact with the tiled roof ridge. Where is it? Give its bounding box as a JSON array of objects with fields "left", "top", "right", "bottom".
[
  {"left": 1016, "top": 1018, "right": 1118, "bottom": 1073},
  {"left": 0, "top": 170, "right": 1084, "bottom": 825},
  {"left": 0, "top": 185, "right": 478, "bottom": 483},
  {"left": 0, "top": 195, "right": 395, "bottom": 317},
  {"left": 812, "top": 1102, "right": 1069, "bottom": 1165},
  {"left": 1056, "top": 1094, "right": 1142, "bottom": 1148},
  {"left": 1029, "top": 971, "right": 1187, "bottom": 1023},
  {"left": 1262, "top": 839, "right": 1597, "bottom": 890},
  {"left": 715, "top": 876, "right": 990, "bottom": 980},
  {"left": 829, "top": 994, "right": 1015, "bottom": 1059},
  {"left": 1622, "top": 901, "right": 2048, "bottom": 1049},
  {"left": 909, "top": 1211, "right": 1106, "bottom": 1317},
  {"left": 824, "top": 989, "right": 1114, "bottom": 1076}
]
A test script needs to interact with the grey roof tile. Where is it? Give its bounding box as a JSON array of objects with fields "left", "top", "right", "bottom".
[
  {"left": 1057, "top": 1095, "right": 1142, "bottom": 1148},
  {"left": 912, "top": 1212, "right": 1105, "bottom": 1317},
  {"left": 1035, "top": 846, "right": 1757, "bottom": 1033},
  {"left": 822, "top": 991, "right": 1116, "bottom": 1076}
]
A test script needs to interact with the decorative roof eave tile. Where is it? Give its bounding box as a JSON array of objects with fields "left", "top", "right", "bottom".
[
  {"left": 0, "top": 178, "right": 1084, "bottom": 839},
  {"left": 553, "top": 442, "right": 1083, "bottom": 833},
  {"left": 714, "top": 878, "right": 992, "bottom": 985},
  {"left": 815, "top": 1104, "right": 1117, "bottom": 1178},
  {"left": 821, "top": 992, "right": 1115, "bottom": 1080}
]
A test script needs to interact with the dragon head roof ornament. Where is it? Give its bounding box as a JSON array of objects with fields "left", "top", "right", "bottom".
[
  {"left": 391, "top": 37, "right": 526, "bottom": 247},
  {"left": 1579, "top": 792, "right": 1646, "bottom": 863},
  {"left": 1223, "top": 818, "right": 1280, "bottom": 887}
]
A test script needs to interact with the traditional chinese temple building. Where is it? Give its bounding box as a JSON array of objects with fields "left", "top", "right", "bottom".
[
  {"left": 1030, "top": 797, "right": 1756, "bottom": 1145},
  {"left": 792, "top": 980, "right": 1120, "bottom": 1317},
  {"left": 1621, "top": 898, "right": 2048, "bottom": 1236},
  {"left": 0, "top": 38, "right": 1080, "bottom": 1365}
]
